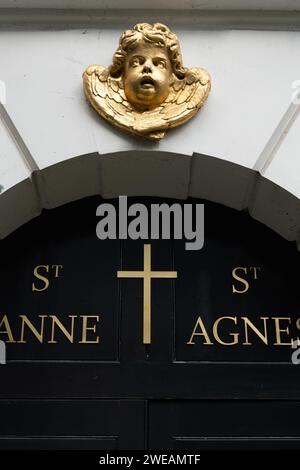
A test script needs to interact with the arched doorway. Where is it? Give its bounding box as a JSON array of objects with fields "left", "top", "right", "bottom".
[{"left": 0, "top": 195, "right": 300, "bottom": 449}]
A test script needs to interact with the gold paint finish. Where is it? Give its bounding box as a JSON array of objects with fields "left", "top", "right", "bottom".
[
  {"left": 124, "top": 43, "right": 172, "bottom": 110},
  {"left": 83, "top": 22, "right": 211, "bottom": 140},
  {"left": 117, "top": 244, "right": 177, "bottom": 344}
]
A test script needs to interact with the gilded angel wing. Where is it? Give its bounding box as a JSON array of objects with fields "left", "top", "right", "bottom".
[
  {"left": 83, "top": 65, "right": 211, "bottom": 140},
  {"left": 130, "top": 67, "right": 211, "bottom": 139},
  {"left": 158, "top": 67, "right": 211, "bottom": 129},
  {"left": 83, "top": 65, "right": 135, "bottom": 132}
]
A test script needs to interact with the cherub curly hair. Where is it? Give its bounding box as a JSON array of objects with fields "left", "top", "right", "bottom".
[{"left": 110, "top": 22, "right": 187, "bottom": 79}]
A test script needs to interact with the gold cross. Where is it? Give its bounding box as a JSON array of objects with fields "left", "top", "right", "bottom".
[{"left": 117, "top": 244, "right": 177, "bottom": 344}]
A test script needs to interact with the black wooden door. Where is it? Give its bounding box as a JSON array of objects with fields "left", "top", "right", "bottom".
[
  {"left": 1, "top": 196, "right": 300, "bottom": 450},
  {"left": 0, "top": 400, "right": 145, "bottom": 449},
  {"left": 149, "top": 401, "right": 300, "bottom": 450}
]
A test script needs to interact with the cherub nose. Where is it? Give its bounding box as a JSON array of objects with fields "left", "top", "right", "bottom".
[{"left": 142, "top": 64, "right": 152, "bottom": 74}]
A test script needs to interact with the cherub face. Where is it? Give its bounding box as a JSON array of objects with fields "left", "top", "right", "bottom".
[{"left": 124, "top": 42, "right": 172, "bottom": 110}]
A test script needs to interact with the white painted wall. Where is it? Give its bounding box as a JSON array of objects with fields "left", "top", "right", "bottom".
[{"left": 0, "top": 28, "right": 298, "bottom": 169}]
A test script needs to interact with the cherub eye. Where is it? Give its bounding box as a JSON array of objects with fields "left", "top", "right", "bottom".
[
  {"left": 130, "top": 56, "right": 144, "bottom": 67},
  {"left": 131, "top": 58, "right": 140, "bottom": 67},
  {"left": 153, "top": 58, "right": 166, "bottom": 69}
]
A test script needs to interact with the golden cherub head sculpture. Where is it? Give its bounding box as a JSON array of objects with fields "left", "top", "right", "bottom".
[{"left": 83, "top": 23, "right": 211, "bottom": 140}]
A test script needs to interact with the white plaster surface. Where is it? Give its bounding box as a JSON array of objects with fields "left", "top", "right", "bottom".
[
  {"left": 0, "top": 115, "right": 30, "bottom": 190},
  {"left": 262, "top": 112, "right": 300, "bottom": 199},
  {"left": 0, "top": 29, "right": 299, "bottom": 169},
  {"left": 0, "top": 116, "right": 41, "bottom": 237}
]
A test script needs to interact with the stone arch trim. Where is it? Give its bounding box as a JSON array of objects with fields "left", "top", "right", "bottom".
[{"left": 0, "top": 151, "right": 299, "bottom": 250}]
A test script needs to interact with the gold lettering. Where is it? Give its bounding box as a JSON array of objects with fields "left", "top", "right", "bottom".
[
  {"left": 0, "top": 315, "right": 15, "bottom": 343},
  {"left": 52, "top": 265, "right": 63, "bottom": 278},
  {"left": 213, "top": 316, "right": 239, "bottom": 345},
  {"left": 187, "top": 316, "right": 213, "bottom": 345},
  {"left": 32, "top": 265, "right": 50, "bottom": 292},
  {"left": 242, "top": 317, "right": 269, "bottom": 345},
  {"left": 273, "top": 317, "right": 292, "bottom": 345},
  {"left": 18, "top": 315, "right": 47, "bottom": 343},
  {"left": 249, "top": 266, "right": 261, "bottom": 280},
  {"left": 79, "top": 316, "right": 100, "bottom": 344},
  {"left": 232, "top": 267, "right": 249, "bottom": 294},
  {"left": 48, "top": 315, "right": 76, "bottom": 343}
]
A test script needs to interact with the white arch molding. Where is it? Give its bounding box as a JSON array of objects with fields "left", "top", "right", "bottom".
[{"left": 0, "top": 149, "right": 300, "bottom": 252}]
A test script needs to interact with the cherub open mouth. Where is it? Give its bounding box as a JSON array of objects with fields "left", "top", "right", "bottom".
[{"left": 140, "top": 76, "right": 155, "bottom": 88}]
